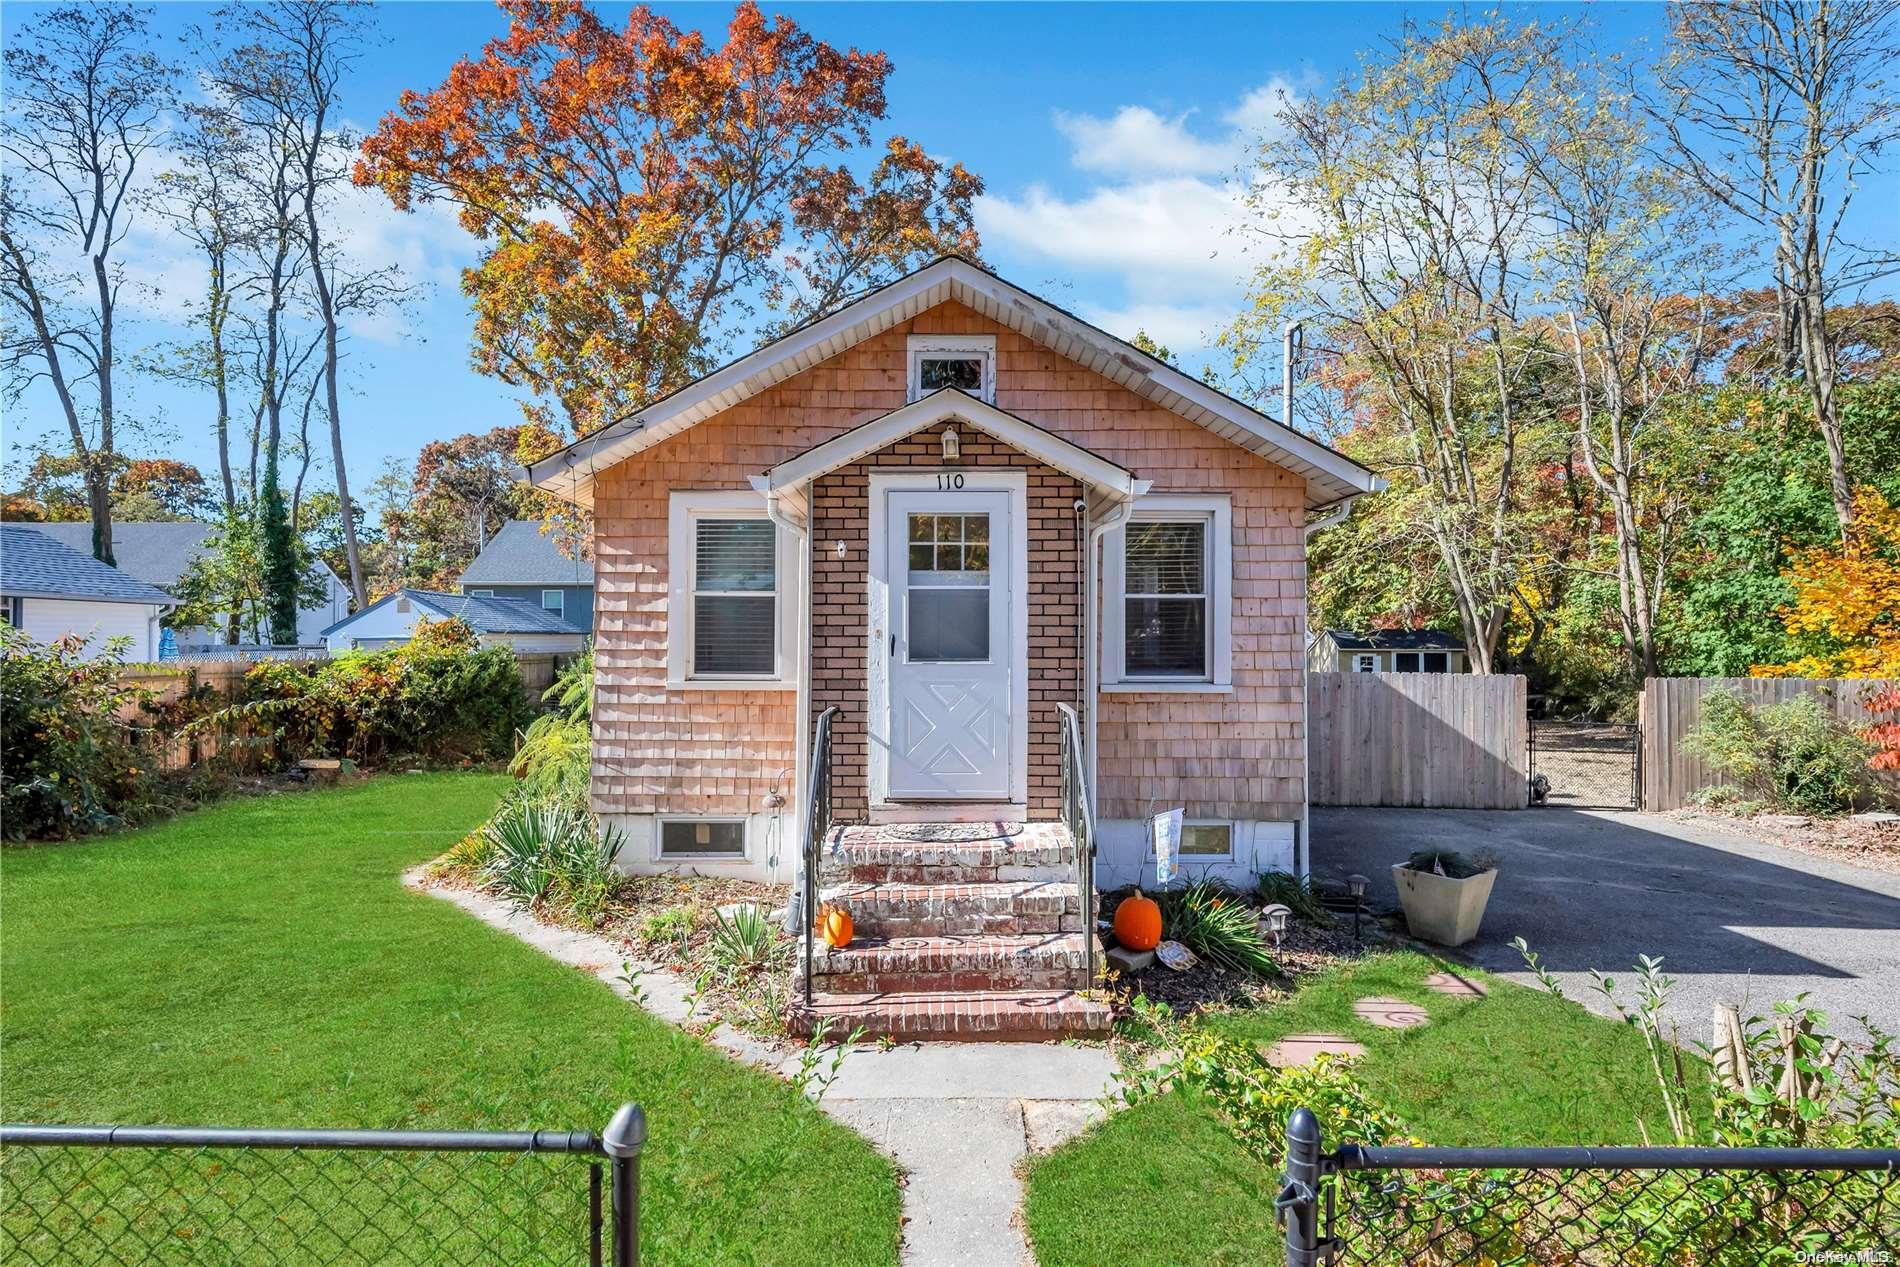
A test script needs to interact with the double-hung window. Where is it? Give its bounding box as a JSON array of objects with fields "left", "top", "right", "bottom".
[
  {"left": 541, "top": 589, "right": 565, "bottom": 619},
  {"left": 667, "top": 492, "right": 796, "bottom": 688},
  {"left": 1102, "top": 494, "right": 1232, "bottom": 690}
]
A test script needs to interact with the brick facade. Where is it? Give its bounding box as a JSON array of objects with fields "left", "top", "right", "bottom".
[
  {"left": 809, "top": 425, "right": 1082, "bottom": 819},
  {"left": 588, "top": 299, "right": 1306, "bottom": 830}
]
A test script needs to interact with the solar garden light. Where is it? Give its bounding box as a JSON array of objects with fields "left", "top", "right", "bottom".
[
  {"left": 1259, "top": 903, "right": 1291, "bottom": 960},
  {"left": 1347, "top": 873, "right": 1370, "bottom": 941}
]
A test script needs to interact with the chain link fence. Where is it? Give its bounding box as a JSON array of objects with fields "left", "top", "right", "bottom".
[
  {"left": 1529, "top": 720, "right": 1641, "bottom": 809},
  {"left": 1, "top": 1107, "right": 646, "bottom": 1267},
  {"left": 1278, "top": 1109, "right": 1900, "bottom": 1266}
]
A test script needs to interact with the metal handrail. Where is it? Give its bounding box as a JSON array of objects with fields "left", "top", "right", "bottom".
[
  {"left": 801, "top": 706, "right": 838, "bottom": 1009},
  {"left": 1055, "top": 703, "right": 1097, "bottom": 987}
]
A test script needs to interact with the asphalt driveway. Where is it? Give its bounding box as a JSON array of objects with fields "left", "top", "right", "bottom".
[{"left": 1312, "top": 807, "right": 1900, "bottom": 1038}]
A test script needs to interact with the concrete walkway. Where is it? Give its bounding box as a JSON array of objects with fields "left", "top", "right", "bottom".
[
  {"left": 1311, "top": 808, "right": 1900, "bottom": 1037},
  {"left": 407, "top": 873, "right": 1119, "bottom": 1267}
]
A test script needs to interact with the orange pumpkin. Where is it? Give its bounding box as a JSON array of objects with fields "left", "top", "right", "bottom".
[
  {"left": 819, "top": 903, "right": 854, "bottom": 949},
  {"left": 1112, "top": 893, "right": 1163, "bottom": 952}
]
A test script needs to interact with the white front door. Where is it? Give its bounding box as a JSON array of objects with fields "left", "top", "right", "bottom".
[{"left": 878, "top": 485, "right": 1017, "bottom": 800}]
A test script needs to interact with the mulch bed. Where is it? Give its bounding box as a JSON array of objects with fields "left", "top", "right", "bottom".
[
  {"left": 1670, "top": 808, "right": 1900, "bottom": 875},
  {"left": 599, "top": 874, "right": 793, "bottom": 966}
]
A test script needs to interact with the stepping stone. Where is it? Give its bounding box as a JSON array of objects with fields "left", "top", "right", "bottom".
[
  {"left": 1422, "top": 971, "right": 1488, "bottom": 998},
  {"left": 1261, "top": 1034, "right": 1367, "bottom": 1067},
  {"left": 1352, "top": 996, "right": 1431, "bottom": 1029}
]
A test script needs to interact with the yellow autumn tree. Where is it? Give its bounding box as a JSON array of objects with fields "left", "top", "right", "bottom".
[{"left": 1754, "top": 488, "right": 1900, "bottom": 678}]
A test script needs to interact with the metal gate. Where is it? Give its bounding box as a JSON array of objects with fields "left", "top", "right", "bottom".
[{"left": 1528, "top": 721, "right": 1640, "bottom": 809}]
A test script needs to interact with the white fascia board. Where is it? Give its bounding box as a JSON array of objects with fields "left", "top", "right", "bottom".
[{"left": 765, "top": 389, "right": 1137, "bottom": 498}]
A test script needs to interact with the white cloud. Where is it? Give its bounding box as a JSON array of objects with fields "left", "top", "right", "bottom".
[
  {"left": 1053, "top": 106, "right": 1233, "bottom": 178},
  {"left": 977, "top": 77, "right": 1305, "bottom": 357}
]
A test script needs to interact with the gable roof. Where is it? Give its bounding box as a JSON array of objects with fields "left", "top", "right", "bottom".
[
  {"left": 25, "top": 521, "right": 217, "bottom": 589},
  {"left": 762, "top": 388, "right": 1143, "bottom": 502},
  {"left": 1, "top": 523, "right": 175, "bottom": 606},
  {"left": 459, "top": 520, "right": 593, "bottom": 587},
  {"left": 321, "top": 587, "right": 586, "bottom": 639},
  {"left": 527, "top": 256, "right": 1383, "bottom": 511},
  {"left": 1325, "top": 628, "right": 1466, "bottom": 652}
]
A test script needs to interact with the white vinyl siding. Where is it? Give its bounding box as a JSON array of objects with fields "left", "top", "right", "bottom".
[{"left": 14, "top": 596, "right": 163, "bottom": 662}]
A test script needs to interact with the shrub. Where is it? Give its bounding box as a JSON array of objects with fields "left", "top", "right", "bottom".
[
  {"left": 0, "top": 629, "right": 158, "bottom": 840},
  {"left": 1157, "top": 879, "right": 1278, "bottom": 977},
  {"left": 1682, "top": 688, "right": 1880, "bottom": 815},
  {"left": 509, "top": 649, "right": 591, "bottom": 805},
  {"left": 1256, "top": 869, "right": 1328, "bottom": 922},
  {"left": 638, "top": 906, "right": 696, "bottom": 955},
  {"left": 481, "top": 797, "right": 625, "bottom": 924},
  {"left": 706, "top": 904, "right": 782, "bottom": 980},
  {"left": 214, "top": 618, "right": 529, "bottom": 767}
]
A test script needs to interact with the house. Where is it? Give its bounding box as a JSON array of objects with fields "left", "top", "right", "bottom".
[
  {"left": 523, "top": 258, "right": 1383, "bottom": 1037},
  {"left": 459, "top": 519, "right": 594, "bottom": 631},
  {"left": 1, "top": 523, "right": 174, "bottom": 661},
  {"left": 1308, "top": 628, "right": 1468, "bottom": 674},
  {"left": 319, "top": 587, "right": 588, "bottom": 654},
  {"left": 21, "top": 521, "right": 350, "bottom": 651}
]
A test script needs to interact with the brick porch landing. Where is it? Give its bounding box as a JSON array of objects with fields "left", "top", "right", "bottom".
[{"left": 788, "top": 822, "right": 1111, "bottom": 1041}]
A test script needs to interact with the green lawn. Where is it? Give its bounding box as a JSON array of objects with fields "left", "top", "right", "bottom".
[
  {"left": 0, "top": 774, "right": 899, "bottom": 1265},
  {"left": 1023, "top": 951, "right": 1685, "bottom": 1267}
]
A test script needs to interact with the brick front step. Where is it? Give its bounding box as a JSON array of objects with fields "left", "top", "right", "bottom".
[
  {"left": 787, "top": 987, "right": 1113, "bottom": 1042},
  {"left": 827, "top": 821, "right": 1075, "bottom": 884},
  {"left": 820, "top": 879, "right": 1081, "bottom": 938},
  {"left": 798, "top": 932, "right": 1092, "bottom": 993}
]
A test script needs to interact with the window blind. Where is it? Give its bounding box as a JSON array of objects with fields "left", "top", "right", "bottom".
[
  {"left": 693, "top": 518, "right": 775, "bottom": 676},
  {"left": 1124, "top": 520, "right": 1207, "bottom": 677}
]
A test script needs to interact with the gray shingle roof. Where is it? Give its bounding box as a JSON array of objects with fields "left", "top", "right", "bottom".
[
  {"left": 458, "top": 520, "right": 593, "bottom": 587},
  {"left": 1, "top": 523, "right": 175, "bottom": 605},
  {"left": 23, "top": 521, "right": 218, "bottom": 588},
  {"left": 323, "top": 587, "right": 586, "bottom": 638},
  {"left": 1326, "top": 628, "right": 1466, "bottom": 652}
]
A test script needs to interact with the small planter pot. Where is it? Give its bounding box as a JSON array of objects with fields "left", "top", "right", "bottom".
[{"left": 1391, "top": 863, "right": 1497, "bottom": 947}]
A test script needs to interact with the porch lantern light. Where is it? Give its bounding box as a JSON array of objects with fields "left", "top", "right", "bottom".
[
  {"left": 1259, "top": 903, "right": 1291, "bottom": 957},
  {"left": 1346, "top": 873, "right": 1370, "bottom": 941},
  {"left": 940, "top": 426, "right": 960, "bottom": 461}
]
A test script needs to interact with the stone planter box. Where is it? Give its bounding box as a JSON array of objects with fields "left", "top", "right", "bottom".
[{"left": 1391, "top": 863, "right": 1497, "bottom": 947}]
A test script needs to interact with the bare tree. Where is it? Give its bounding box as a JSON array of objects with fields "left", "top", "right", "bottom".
[
  {"left": 146, "top": 105, "right": 252, "bottom": 515},
  {"left": 0, "top": 5, "right": 173, "bottom": 563},
  {"left": 1654, "top": 0, "right": 1900, "bottom": 538}
]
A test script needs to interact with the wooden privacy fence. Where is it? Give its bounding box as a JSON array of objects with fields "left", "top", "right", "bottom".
[
  {"left": 1308, "top": 671, "right": 1529, "bottom": 809},
  {"left": 1641, "top": 676, "right": 1899, "bottom": 811}
]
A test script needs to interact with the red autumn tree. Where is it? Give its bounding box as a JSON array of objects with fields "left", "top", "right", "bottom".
[{"left": 356, "top": 0, "right": 981, "bottom": 434}]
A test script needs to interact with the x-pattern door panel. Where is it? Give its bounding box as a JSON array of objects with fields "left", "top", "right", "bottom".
[{"left": 887, "top": 491, "right": 1013, "bottom": 799}]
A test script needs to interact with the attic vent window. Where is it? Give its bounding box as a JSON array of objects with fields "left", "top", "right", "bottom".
[
  {"left": 907, "top": 334, "right": 995, "bottom": 404},
  {"left": 396, "top": 597, "right": 411, "bottom": 613}
]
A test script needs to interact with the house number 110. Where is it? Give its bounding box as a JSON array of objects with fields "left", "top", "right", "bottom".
[{"left": 937, "top": 473, "right": 965, "bottom": 489}]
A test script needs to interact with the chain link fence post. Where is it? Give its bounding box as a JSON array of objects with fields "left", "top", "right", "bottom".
[
  {"left": 1278, "top": 1106, "right": 1324, "bottom": 1266},
  {"left": 600, "top": 1103, "right": 647, "bottom": 1267}
]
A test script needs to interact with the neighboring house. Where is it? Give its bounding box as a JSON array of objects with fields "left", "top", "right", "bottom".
[
  {"left": 22, "top": 521, "right": 350, "bottom": 650},
  {"left": 0, "top": 523, "right": 174, "bottom": 661},
  {"left": 319, "top": 588, "right": 587, "bottom": 654},
  {"left": 524, "top": 256, "right": 1384, "bottom": 886},
  {"left": 1308, "top": 628, "right": 1469, "bottom": 674},
  {"left": 458, "top": 519, "right": 594, "bottom": 631}
]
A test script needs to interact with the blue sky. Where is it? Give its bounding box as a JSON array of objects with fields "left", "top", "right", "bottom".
[{"left": 4, "top": 1, "right": 1679, "bottom": 495}]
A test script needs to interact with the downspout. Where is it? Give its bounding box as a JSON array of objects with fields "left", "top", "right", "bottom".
[
  {"left": 1298, "top": 494, "right": 1359, "bottom": 877},
  {"left": 755, "top": 477, "right": 811, "bottom": 928},
  {"left": 1083, "top": 479, "right": 1151, "bottom": 828}
]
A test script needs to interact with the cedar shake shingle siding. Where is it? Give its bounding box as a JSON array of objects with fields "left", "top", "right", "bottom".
[{"left": 587, "top": 300, "right": 1305, "bottom": 825}]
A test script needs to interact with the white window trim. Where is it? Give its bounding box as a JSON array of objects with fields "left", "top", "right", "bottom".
[
  {"left": 653, "top": 816, "right": 750, "bottom": 862},
  {"left": 540, "top": 589, "right": 564, "bottom": 619},
  {"left": 1101, "top": 493, "right": 1233, "bottom": 692},
  {"left": 1353, "top": 653, "right": 1378, "bottom": 672},
  {"left": 468, "top": 589, "right": 495, "bottom": 598},
  {"left": 906, "top": 334, "right": 996, "bottom": 404},
  {"left": 666, "top": 490, "right": 798, "bottom": 690}
]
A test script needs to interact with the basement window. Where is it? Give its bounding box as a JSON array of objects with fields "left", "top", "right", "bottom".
[{"left": 659, "top": 819, "right": 747, "bottom": 860}]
